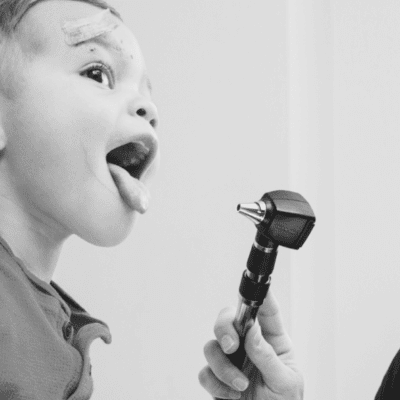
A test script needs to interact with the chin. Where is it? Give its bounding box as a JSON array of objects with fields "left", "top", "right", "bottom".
[{"left": 77, "top": 210, "right": 137, "bottom": 247}]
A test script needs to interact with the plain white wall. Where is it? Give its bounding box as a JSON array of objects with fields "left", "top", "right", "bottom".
[
  {"left": 334, "top": 1, "right": 400, "bottom": 398},
  {"left": 288, "top": 1, "right": 336, "bottom": 399},
  {"left": 288, "top": 1, "right": 400, "bottom": 399},
  {"left": 53, "top": 1, "right": 290, "bottom": 399}
]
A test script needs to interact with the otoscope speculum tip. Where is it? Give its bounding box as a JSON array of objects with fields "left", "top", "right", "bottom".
[{"left": 237, "top": 201, "right": 267, "bottom": 225}]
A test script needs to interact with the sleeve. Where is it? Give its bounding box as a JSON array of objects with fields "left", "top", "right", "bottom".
[{"left": 375, "top": 349, "right": 400, "bottom": 400}]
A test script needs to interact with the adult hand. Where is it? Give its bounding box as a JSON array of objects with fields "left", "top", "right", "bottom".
[{"left": 198, "top": 290, "right": 304, "bottom": 399}]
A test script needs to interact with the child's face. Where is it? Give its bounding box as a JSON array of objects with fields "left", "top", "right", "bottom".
[{"left": 0, "top": 1, "right": 159, "bottom": 247}]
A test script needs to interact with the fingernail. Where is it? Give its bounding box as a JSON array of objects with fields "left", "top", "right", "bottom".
[
  {"left": 221, "top": 335, "right": 235, "bottom": 353},
  {"left": 233, "top": 378, "right": 249, "bottom": 391}
]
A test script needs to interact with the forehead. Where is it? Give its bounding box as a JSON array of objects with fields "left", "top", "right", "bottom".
[{"left": 16, "top": 1, "right": 145, "bottom": 71}]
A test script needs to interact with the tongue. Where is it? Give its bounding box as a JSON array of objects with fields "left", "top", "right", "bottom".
[{"left": 108, "top": 163, "right": 149, "bottom": 213}]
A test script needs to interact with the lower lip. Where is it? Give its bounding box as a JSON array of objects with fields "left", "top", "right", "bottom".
[{"left": 108, "top": 163, "right": 149, "bottom": 213}]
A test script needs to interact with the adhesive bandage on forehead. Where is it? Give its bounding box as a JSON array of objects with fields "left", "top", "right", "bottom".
[{"left": 61, "top": 9, "right": 119, "bottom": 46}]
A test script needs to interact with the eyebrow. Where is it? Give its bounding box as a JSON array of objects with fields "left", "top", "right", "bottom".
[{"left": 76, "top": 35, "right": 153, "bottom": 94}]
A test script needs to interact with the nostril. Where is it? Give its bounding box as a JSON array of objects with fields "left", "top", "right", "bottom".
[
  {"left": 136, "top": 108, "right": 146, "bottom": 117},
  {"left": 150, "top": 118, "right": 157, "bottom": 128}
]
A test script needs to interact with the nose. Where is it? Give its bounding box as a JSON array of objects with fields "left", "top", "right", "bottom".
[{"left": 129, "top": 96, "right": 159, "bottom": 128}]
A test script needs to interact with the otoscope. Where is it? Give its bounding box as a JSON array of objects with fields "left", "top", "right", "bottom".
[{"left": 227, "top": 190, "right": 316, "bottom": 370}]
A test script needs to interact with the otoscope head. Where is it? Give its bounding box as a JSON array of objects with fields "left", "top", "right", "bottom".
[
  {"left": 237, "top": 190, "right": 316, "bottom": 250},
  {"left": 236, "top": 202, "right": 266, "bottom": 224}
]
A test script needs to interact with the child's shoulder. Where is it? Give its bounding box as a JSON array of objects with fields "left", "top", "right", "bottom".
[{"left": 0, "top": 237, "right": 110, "bottom": 399}]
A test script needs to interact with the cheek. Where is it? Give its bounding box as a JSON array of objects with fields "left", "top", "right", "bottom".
[
  {"left": 5, "top": 76, "right": 118, "bottom": 211},
  {"left": 10, "top": 75, "right": 114, "bottom": 171}
]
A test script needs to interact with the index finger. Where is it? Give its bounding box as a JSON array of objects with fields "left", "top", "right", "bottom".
[{"left": 213, "top": 306, "right": 240, "bottom": 354}]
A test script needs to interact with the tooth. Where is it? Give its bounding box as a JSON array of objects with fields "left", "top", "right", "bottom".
[{"left": 135, "top": 142, "right": 150, "bottom": 155}]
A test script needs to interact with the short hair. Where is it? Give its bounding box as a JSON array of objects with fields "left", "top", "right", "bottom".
[{"left": 0, "top": 0, "right": 122, "bottom": 99}]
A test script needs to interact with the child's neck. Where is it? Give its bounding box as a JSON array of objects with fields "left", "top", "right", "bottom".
[{"left": 0, "top": 191, "right": 69, "bottom": 284}]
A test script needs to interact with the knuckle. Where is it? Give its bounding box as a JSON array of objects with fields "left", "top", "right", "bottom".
[
  {"left": 203, "top": 339, "right": 218, "bottom": 357},
  {"left": 198, "top": 366, "right": 236, "bottom": 399},
  {"left": 213, "top": 306, "right": 235, "bottom": 338},
  {"left": 220, "top": 370, "right": 235, "bottom": 386},
  {"left": 217, "top": 305, "right": 235, "bottom": 319},
  {"left": 213, "top": 324, "right": 223, "bottom": 340},
  {"left": 210, "top": 377, "right": 233, "bottom": 398},
  {"left": 197, "top": 366, "right": 209, "bottom": 388}
]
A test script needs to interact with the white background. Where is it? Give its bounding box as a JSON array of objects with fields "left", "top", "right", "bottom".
[{"left": 52, "top": 1, "right": 400, "bottom": 399}]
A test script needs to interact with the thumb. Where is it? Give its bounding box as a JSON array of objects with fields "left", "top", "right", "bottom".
[{"left": 244, "top": 319, "right": 290, "bottom": 390}]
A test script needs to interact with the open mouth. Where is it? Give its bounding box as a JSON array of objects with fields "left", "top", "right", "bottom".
[{"left": 106, "top": 141, "right": 152, "bottom": 180}]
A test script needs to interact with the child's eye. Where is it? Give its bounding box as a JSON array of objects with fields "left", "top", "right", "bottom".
[{"left": 81, "top": 62, "right": 115, "bottom": 89}]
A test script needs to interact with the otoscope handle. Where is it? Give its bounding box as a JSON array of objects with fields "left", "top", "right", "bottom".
[
  {"left": 226, "top": 272, "right": 272, "bottom": 369},
  {"left": 227, "top": 299, "right": 259, "bottom": 369},
  {"left": 224, "top": 239, "right": 275, "bottom": 375}
]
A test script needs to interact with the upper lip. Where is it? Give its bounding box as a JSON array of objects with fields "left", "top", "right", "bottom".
[{"left": 106, "top": 132, "right": 158, "bottom": 177}]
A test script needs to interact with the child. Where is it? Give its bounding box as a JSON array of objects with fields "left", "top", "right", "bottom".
[{"left": 0, "top": 0, "right": 158, "bottom": 398}]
